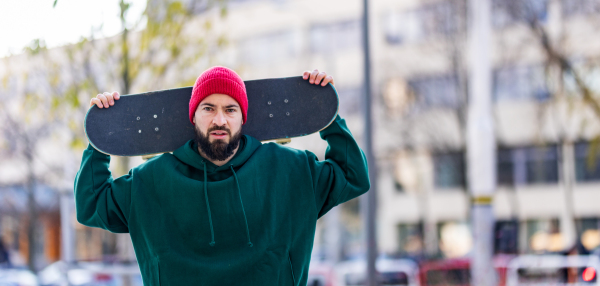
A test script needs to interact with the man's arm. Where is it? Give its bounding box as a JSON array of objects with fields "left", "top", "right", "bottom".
[
  {"left": 301, "top": 70, "right": 370, "bottom": 217},
  {"left": 307, "top": 115, "right": 371, "bottom": 218},
  {"left": 74, "top": 144, "right": 132, "bottom": 233},
  {"left": 75, "top": 91, "right": 131, "bottom": 233}
]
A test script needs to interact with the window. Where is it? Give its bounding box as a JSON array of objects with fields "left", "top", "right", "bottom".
[
  {"left": 433, "top": 152, "right": 465, "bottom": 189},
  {"left": 575, "top": 142, "right": 600, "bottom": 182},
  {"left": 497, "top": 149, "right": 515, "bottom": 186},
  {"left": 562, "top": 0, "right": 600, "bottom": 17},
  {"left": 525, "top": 146, "right": 559, "bottom": 184},
  {"left": 524, "top": 219, "right": 561, "bottom": 253},
  {"left": 409, "top": 74, "right": 461, "bottom": 109},
  {"left": 239, "top": 30, "right": 299, "bottom": 65},
  {"left": 493, "top": 65, "right": 550, "bottom": 102},
  {"left": 385, "top": 1, "right": 466, "bottom": 45},
  {"left": 497, "top": 146, "right": 559, "bottom": 185},
  {"left": 494, "top": 220, "right": 519, "bottom": 254},
  {"left": 492, "top": 0, "right": 548, "bottom": 28},
  {"left": 310, "top": 20, "right": 361, "bottom": 54},
  {"left": 397, "top": 223, "right": 424, "bottom": 255}
]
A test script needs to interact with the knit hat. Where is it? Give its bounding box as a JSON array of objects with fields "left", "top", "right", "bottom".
[{"left": 189, "top": 66, "right": 248, "bottom": 125}]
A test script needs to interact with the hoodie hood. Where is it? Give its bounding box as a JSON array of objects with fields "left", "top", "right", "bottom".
[{"left": 173, "top": 135, "right": 261, "bottom": 173}]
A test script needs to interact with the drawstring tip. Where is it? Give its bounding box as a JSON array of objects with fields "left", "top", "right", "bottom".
[
  {"left": 248, "top": 242, "right": 253, "bottom": 247},
  {"left": 209, "top": 242, "right": 215, "bottom": 247}
]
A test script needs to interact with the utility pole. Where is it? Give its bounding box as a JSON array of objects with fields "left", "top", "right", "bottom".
[
  {"left": 467, "top": 0, "right": 496, "bottom": 285},
  {"left": 361, "top": 0, "right": 378, "bottom": 285}
]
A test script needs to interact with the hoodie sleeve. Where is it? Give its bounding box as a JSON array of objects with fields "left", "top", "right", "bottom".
[
  {"left": 307, "top": 115, "right": 371, "bottom": 218},
  {"left": 73, "top": 144, "right": 132, "bottom": 233}
]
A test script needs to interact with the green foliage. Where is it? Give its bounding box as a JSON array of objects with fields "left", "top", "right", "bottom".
[
  {"left": 23, "top": 39, "right": 47, "bottom": 55},
  {"left": 589, "top": 135, "right": 600, "bottom": 171},
  {"left": 4, "top": 0, "right": 232, "bottom": 161}
]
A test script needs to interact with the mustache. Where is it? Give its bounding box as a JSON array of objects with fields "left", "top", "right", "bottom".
[{"left": 207, "top": 126, "right": 231, "bottom": 135}]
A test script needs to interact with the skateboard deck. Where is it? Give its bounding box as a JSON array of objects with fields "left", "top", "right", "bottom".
[{"left": 84, "top": 76, "right": 339, "bottom": 156}]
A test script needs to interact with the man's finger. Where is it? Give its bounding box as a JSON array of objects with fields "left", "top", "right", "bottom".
[
  {"left": 98, "top": 93, "right": 109, "bottom": 108},
  {"left": 112, "top": 91, "right": 120, "bottom": 100},
  {"left": 302, "top": 71, "right": 311, "bottom": 80},
  {"left": 91, "top": 98, "right": 103, "bottom": 108},
  {"left": 322, "top": 75, "right": 334, "bottom": 87},
  {"left": 103, "top": 92, "right": 115, "bottom": 106},
  {"left": 314, "top": 72, "right": 327, "bottom": 85},
  {"left": 309, "top": 69, "right": 319, "bottom": 83}
]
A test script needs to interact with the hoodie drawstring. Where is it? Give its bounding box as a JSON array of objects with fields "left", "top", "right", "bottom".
[
  {"left": 230, "top": 165, "right": 253, "bottom": 247},
  {"left": 203, "top": 161, "right": 216, "bottom": 247}
]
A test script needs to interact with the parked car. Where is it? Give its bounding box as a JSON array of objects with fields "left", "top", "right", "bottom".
[
  {"left": 334, "top": 258, "right": 420, "bottom": 286},
  {"left": 38, "top": 261, "right": 142, "bottom": 286},
  {"left": 418, "top": 255, "right": 515, "bottom": 286},
  {"left": 505, "top": 254, "right": 600, "bottom": 285},
  {"left": 308, "top": 261, "right": 336, "bottom": 286},
  {"left": 419, "top": 258, "right": 471, "bottom": 286},
  {"left": 0, "top": 267, "right": 38, "bottom": 286}
]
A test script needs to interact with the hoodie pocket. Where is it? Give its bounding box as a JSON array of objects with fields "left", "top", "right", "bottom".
[
  {"left": 257, "top": 246, "right": 296, "bottom": 285},
  {"left": 141, "top": 256, "right": 160, "bottom": 286},
  {"left": 288, "top": 253, "right": 296, "bottom": 286}
]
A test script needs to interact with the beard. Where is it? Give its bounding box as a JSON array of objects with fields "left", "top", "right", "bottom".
[{"left": 194, "top": 125, "right": 243, "bottom": 161}]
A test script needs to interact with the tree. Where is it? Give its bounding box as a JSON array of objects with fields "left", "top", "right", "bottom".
[{"left": 0, "top": 0, "right": 229, "bottom": 272}]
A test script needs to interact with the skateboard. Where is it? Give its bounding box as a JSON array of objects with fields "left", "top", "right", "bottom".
[{"left": 84, "top": 76, "right": 339, "bottom": 156}]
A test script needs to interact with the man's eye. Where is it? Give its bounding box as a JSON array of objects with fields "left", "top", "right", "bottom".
[
  {"left": 227, "top": 109, "right": 236, "bottom": 113},
  {"left": 203, "top": 107, "right": 212, "bottom": 111}
]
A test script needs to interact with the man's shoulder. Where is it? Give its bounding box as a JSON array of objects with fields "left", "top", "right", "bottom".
[
  {"left": 256, "top": 142, "right": 308, "bottom": 159},
  {"left": 134, "top": 152, "right": 177, "bottom": 172}
]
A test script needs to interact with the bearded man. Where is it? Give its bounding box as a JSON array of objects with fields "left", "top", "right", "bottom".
[{"left": 75, "top": 66, "right": 370, "bottom": 285}]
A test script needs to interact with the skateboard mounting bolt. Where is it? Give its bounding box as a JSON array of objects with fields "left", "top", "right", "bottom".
[
  {"left": 137, "top": 117, "right": 140, "bottom": 120},
  {"left": 138, "top": 130, "right": 142, "bottom": 133},
  {"left": 267, "top": 101, "right": 271, "bottom": 105},
  {"left": 284, "top": 99, "right": 288, "bottom": 103},
  {"left": 154, "top": 115, "right": 157, "bottom": 118},
  {"left": 269, "top": 114, "right": 273, "bottom": 118},
  {"left": 155, "top": 127, "right": 159, "bottom": 131},
  {"left": 286, "top": 112, "right": 290, "bottom": 116}
]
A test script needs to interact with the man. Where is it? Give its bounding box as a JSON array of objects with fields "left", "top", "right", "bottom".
[{"left": 75, "top": 66, "right": 370, "bottom": 285}]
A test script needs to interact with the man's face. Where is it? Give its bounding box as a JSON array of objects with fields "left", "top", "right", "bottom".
[{"left": 193, "top": 93, "right": 243, "bottom": 161}]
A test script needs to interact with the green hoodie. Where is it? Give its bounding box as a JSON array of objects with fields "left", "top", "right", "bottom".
[{"left": 74, "top": 115, "right": 370, "bottom": 286}]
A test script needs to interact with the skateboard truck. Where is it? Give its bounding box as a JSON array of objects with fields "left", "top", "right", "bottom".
[{"left": 275, "top": 138, "right": 291, "bottom": 145}]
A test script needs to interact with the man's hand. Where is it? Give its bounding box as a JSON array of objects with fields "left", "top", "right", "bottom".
[
  {"left": 303, "top": 69, "right": 334, "bottom": 87},
  {"left": 90, "top": 91, "right": 120, "bottom": 108}
]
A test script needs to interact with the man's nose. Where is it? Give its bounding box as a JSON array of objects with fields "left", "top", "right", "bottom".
[{"left": 213, "top": 111, "right": 227, "bottom": 126}]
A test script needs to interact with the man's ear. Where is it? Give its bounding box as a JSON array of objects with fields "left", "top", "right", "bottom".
[{"left": 193, "top": 117, "right": 196, "bottom": 124}]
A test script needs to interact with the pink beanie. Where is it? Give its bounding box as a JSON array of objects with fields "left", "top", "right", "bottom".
[{"left": 189, "top": 66, "right": 248, "bottom": 125}]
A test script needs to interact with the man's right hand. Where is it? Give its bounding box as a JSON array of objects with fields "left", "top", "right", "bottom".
[{"left": 90, "top": 92, "right": 120, "bottom": 108}]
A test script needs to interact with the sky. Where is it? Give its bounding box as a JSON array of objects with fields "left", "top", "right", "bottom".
[{"left": 1, "top": 0, "right": 147, "bottom": 57}]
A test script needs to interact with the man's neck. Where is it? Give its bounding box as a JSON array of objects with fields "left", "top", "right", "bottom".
[{"left": 197, "top": 146, "right": 240, "bottom": 167}]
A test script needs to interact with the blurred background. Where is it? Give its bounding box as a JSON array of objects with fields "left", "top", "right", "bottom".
[{"left": 1, "top": 0, "right": 600, "bottom": 285}]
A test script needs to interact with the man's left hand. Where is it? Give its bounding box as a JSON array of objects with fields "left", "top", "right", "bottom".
[{"left": 303, "top": 69, "right": 334, "bottom": 87}]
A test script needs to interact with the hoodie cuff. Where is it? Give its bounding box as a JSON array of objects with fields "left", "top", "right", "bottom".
[{"left": 319, "top": 114, "right": 343, "bottom": 137}]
